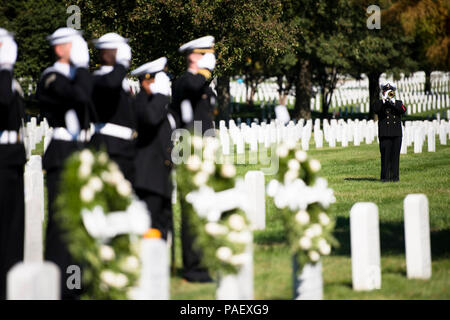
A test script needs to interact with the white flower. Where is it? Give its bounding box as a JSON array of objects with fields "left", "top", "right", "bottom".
[
  {"left": 113, "top": 273, "right": 128, "bottom": 288},
  {"left": 98, "top": 152, "right": 108, "bottom": 165},
  {"left": 201, "top": 161, "right": 215, "bottom": 174},
  {"left": 276, "top": 145, "right": 289, "bottom": 158},
  {"left": 227, "top": 231, "right": 252, "bottom": 244},
  {"left": 288, "top": 159, "right": 300, "bottom": 171},
  {"left": 187, "top": 155, "right": 202, "bottom": 171},
  {"left": 308, "top": 250, "right": 320, "bottom": 262},
  {"left": 299, "top": 236, "right": 312, "bottom": 249},
  {"left": 318, "top": 212, "right": 330, "bottom": 226},
  {"left": 318, "top": 239, "right": 331, "bottom": 255},
  {"left": 100, "top": 270, "right": 128, "bottom": 288},
  {"left": 99, "top": 245, "right": 115, "bottom": 261},
  {"left": 284, "top": 170, "right": 298, "bottom": 183},
  {"left": 192, "top": 136, "right": 203, "bottom": 149},
  {"left": 295, "top": 210, "right": 310, "bottom": 225},
  {"left": 220, "top": 163, "right": 236, "bottom": 178},
  {"left": 101, "top": 171, "right": 113, "bottom": 184},
  {"left": 111, "top": 170, "right": 125, "bottom": 185},
  {"left": 230, "top": 253, "right": 250, "bottom": 266},
  {"left": 216, "top": 246, "right": 233, "bottom": 262},
  {"left": 295, "top": 150, "right": 307, "bottom": 162},
  {"left": 193, "top": 171, "right": 209, "bottom": 186},
  {"left": 122, "top": 256, "right": 140, "bottom": 272},
  {"left": 78, "top": 164, "right": 92, "bottom": 179},
  {"left": 117, "top": 181, "right": 132, "bottom": 197},
  {"left": 108, "top": 162, "right": 120, "bottom": 173},
  {"left": 80, "top": 149, "right": 94, "bottom": 165},
  {"left": 88, "top": 176, "right": 103, "bottom": 192},
  {"left": 228, "top": 214, "right": 245, "bottom": 231},
  {"left": 80, "top": 185, "right": 94, "bottom": 202},
  {"left": 205, "top": 222, "right": 228, "bottom": 236},
  {"left": 305, "top": 227, "right": 315, "bottom": 238},
  {"left": 266, "top": 180, "right": 280, "bottom": 197},
  {"left": 310, "top": 224, "right": 323, "bottom": 237},
  {"left": 309, "top": 159, "right": 321, "bottom": 172}
]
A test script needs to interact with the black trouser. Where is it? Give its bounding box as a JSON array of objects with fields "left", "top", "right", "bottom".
[
  {"left": 135, "top": 189, "right": 173, "bottom": 241},
  {"left": 179, "top": 193, "right": 211, "bottom": 282},
  {"left": 44, "top": 167, "right": 82, "bottom": 300},
  {"left": 379, "top": 136, "right": 402, "bottom": 181},
  {"left": 0, "top": 166, "right": 24, "bottom": 300}
]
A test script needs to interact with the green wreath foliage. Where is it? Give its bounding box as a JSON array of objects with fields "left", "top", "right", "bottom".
[
  {"left": 176, "top": 134, "right": 251, "bottom": 276},
  {"left": 55, "top": 148, "right": 141, "bottom": 299}
]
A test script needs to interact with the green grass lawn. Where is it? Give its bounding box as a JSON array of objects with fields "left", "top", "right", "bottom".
[{"left": 170, "top": 139, "right": 450, "bottom": 300}]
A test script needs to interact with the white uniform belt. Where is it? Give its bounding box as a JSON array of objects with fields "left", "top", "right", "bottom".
[
  {"left": 52, "top": 127, "right": 91, "bottom": 142},
  {"left": 95, "top": 123, "right": 136, "bottom": 140},
  {"left": 0, "top": 130, "right": 21, "bottom": 144}
]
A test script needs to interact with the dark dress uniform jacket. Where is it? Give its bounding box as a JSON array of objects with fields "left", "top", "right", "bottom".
[
  {"left": 91, "top": 64, "right": 137, "bottom": 158},
  {"left": 134, "top": 90, "right": 173, "bottom": 198},
  {"left": 374, "top": 99, "right": 406, "bottom": 136},
  {"left": 171, "top": 71, "right": 214, "bottom": 133},
  {"left": 0, "top": 69, "right": 26, "bottom": 300},
  {"left": 0, "top": 69, "right": 26, "bottom": 167},
  {"left": 36, "top": 65, "right": 93, "bottom": 171}
]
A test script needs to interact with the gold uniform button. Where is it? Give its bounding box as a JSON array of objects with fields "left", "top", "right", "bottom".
[
  {"left": 164, "top": 160, "right": 171, "bottom": 166},
  {"left": 387, "top": 122, "right": 389, "bottom": 125}
]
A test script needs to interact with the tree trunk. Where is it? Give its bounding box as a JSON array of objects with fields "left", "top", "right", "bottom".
[
  {"left": 321, "top": 87, "right": 329, "bottom": 117},
  {"left": 294, "top": 60, "right": 312, "bottom": 119},
  {"left": 424, "top": 69, "right": 431, "bottom": 93},
  {"left": 216, "top": 75, "right": 231, "bottom": 121},
  {"left": 368, "top": 72, "right": 381, "bottom": 119}
]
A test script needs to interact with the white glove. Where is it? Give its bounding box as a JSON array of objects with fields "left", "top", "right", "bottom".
[
  {"left": 70, "top": 35, "right": 89, "bottom": 69},
  {"left": 197, "top": 52, "right": 216, "bottom": 71},
  {"left": 149, "top": 72, "right": 171, "bottom": 96},
  {"left": 0, "top": 37, "right": 17, "bottom": 69},
  {"left": 390, "top": 97, "right": 395, "bottom": 105},
  {"left": 116, "top": 43, "right": 131, "bottom": 69}
]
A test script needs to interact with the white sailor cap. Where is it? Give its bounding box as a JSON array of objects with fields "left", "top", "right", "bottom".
[
  {"left": 131, "top": 57, "right": 167, "bottom": 79},
  {"left": 93, "top": 32, "right": 128, "bottom": 49},
  {"left": 179, "top": 35, "right": 215, "bottom": 53},
  {"left": 47, "top": 27, "right": 82, "bottom": 45},
  {"left": 380, "top": 82, "right": 396, "bottom": 91},
  {"left": 0, "top": 28, "right": 14, "bottom": 40}
]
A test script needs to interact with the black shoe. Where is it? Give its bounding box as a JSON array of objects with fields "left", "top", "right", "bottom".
[{"left": 380, "top": 179, "right": 388, "bottom": 182}]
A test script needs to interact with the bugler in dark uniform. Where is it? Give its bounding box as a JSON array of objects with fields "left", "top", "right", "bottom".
[
  {"left": 171, "top": 36, "right": 217, "bottom": 283},
  {"left": 36, "top": 27, "right": 93, "bottom": 299},
  {"left": 0, "top": 28, "right": 26, "bottom": 300},
  {"left": 131, "top": 57, "right": 176, "bottom": 240},
  {"left": 374, "top": 82, "right": 407, "bottom": 182},
  {"left": 90, "top": 33, "right": 137, "bottom": 185}
]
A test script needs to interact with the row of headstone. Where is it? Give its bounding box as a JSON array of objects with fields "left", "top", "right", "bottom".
[
  {"left": 350, "top": 194, "right": 431, "bottom": 291},
  {"left": 218, "top": 118, "right": 450, "bottom": 158}
]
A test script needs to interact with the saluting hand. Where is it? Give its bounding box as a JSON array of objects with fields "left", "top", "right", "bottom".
[
  {"left": 197, "top": 52, "right": 216, "bottom": 71},
  {"left": 70, "top": 35, "right": 89, "bottom": 69},
  {"left": 0, "top": 36, "right": 17, "bottom": 69},
  {"left": 150, "top": 72, "right": 171, "bottom": 96},
  {"left": 116, "top": 43, "right": 131, "bottom": 69}
]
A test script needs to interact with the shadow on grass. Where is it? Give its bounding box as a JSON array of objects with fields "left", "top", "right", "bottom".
[
  {"left": 344, "top": 177, "right": 379, "bottom": 182},
  {"left": 333, "top": 217, "right": 450, "bottom": 259}
]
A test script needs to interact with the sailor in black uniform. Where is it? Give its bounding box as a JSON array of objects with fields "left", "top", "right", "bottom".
[
  {"left": 374, "top": 82, "right": 407, "bottom": 182},
  {"left": 36, "top": 27, "right": 92, "bottom": 299},
  {"left": 131, "top": 57, "right": 175, "bottom": 240},
  {"left": 90, "top": 33, "right": 137, "bottom": 185},
  {"left": 171, "top": 36, "right": 217, "bottom": 282},
  {"left": 0, "top": 28, "right": 26, "bottom": 300}
]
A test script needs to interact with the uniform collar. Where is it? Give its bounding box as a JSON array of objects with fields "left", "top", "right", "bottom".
[{"left": 53, "top": 62, "right": 76, "bottom": 79}]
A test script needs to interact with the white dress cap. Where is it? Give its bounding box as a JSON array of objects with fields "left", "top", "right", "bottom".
[
  {"left": 93, "top": 32, "right": 128, "bottom": 49},
  {"left": 380, "top": 81, "right": 396, "bottom": 91},
  {"left": 131, "top": 57, "right": 167, "bottom": 77},
  {"left": 179, "top": 35, "right": 215, "bottom": 53},
  {"left": 47, "top": 27, "right": 82, "bottom": 45}
]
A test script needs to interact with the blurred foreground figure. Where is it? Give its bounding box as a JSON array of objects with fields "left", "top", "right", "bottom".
[
  {"left": 37, "top": 27, "right": 93, "bottom": 299},
  {"left": 132, "top": 57, "right": 175, "bottom": 241},
  {"left": 0, "top": 28, "right": 25, "bottom": 300},
  {"left": 171, "top": 36, "right": 217, "bottom": 282}
]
